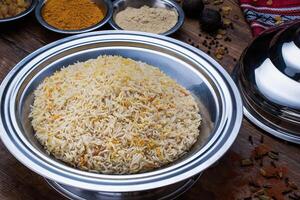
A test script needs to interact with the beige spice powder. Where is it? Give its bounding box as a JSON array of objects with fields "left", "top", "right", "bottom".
[{"left": 115, "top": 6, "right": 178, "bottom": 34}]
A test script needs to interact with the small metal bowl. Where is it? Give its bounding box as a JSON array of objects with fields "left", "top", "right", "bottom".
[
  {"left": 0, "top": 0, "right": 37, "bottom": 23},
  {"left": 35, "top": 0, "right": 113, "bottom": 34},
  {"left": 109, "top": 0, "right": 185, "bottom": 36}
]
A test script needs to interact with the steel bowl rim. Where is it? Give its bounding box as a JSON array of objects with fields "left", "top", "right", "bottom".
[
  {"left": 0, "top": 31, "right": 243, "bottom": 192},
  {"left": 34, "top": 0, "right": 113, "bottom": 34},
  {"left": 0, "top": 0, "right": 38, "bottom": 23},
  {"left": 108, "top": 0, "right": 185, "bottom": 36}
]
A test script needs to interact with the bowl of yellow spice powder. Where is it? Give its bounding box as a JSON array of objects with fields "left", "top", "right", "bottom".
[
  {"left": 109, "top": 0, "right": 185, "bottom": 35},
  {"left": 35, "top": 0, "right": 113, "bottom": 34}
]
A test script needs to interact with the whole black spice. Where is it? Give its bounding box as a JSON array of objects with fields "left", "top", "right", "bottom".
[
  {"left": 248, "top": 135, "right": 254, "bottom": 145},
  {"left": 270, "top": 161, "right": 277, "bottom": 168},
  {"left": 199, "top": 8, "right": 222, "bottom": 32},
  {"left": 183, "top": 0, "right": 204, "bottom": 18},
  {"left": 241, "top": 158, "right": 253, "bottom": 167},
  {"left": 260, "top": 135, "right": 264, "bottom": 143}
]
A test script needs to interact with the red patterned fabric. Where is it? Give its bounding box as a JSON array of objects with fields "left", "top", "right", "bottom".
[{"left": 239, "top": 0, "right": 300, "bottom": 36}]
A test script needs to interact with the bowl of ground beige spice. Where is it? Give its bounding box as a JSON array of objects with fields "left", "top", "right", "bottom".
[{"left": 109, "top": 0, "right": 184, "bottom": 35}]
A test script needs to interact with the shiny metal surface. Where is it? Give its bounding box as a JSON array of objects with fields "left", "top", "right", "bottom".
[
  {"left": 46, "top": 174, "right": 201, "bottom": 200},
  {"left": 0, "top": 0, "right": 37, "bottom": 23},
  {"left": 109, "top": 0, "right": 184, "bottom": 36},
  {"left": 0, "top": 31, "right": 242, "bottom": 192},
  {"left": 35, "top": 0, "right": 113, "bottom": 34},
  {"left": 234, "top": 21, "right": 300, "bottom": 144}
]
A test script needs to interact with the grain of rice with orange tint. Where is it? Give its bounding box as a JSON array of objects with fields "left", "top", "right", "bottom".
[{"left": 30, "top": 55, "right": 201, "bottom": 174}]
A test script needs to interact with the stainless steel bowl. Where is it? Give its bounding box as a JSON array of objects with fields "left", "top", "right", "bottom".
[
  {"left": 45, "top": 174, "right": 201, "bottom": 200},
  {"left": 35, "top": 0, "right": 113, "bottom": 34},
  {"left": 109, "top": 0, "right": 184, "bottom": 36},
  {"left": 0, "top": 31, "right": 242, "bottom": 196},
  {"left": 0, "top": 0, "right": 37, "bottom": 23},
  {"left": 233, "top": 21, "right": 300, "bottom": 144}
]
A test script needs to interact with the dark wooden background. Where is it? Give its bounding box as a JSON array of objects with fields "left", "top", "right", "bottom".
[{"left": 0, "top": 0, "right": 299, "bottom": 199}]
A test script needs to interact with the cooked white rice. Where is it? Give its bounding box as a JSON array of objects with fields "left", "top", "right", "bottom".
[{"left": 30, "top": 55, "right": 201, "bottom": 174}]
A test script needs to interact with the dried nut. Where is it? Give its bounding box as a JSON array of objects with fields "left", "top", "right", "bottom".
[
  {"left": 216, "top": 47, "right": 225, "bottom": 55},
  {"left": 216, "top": 34, "right": 223, "bottom": 39},
  {"left": 260, "top": 168, "right": 267, "bottom": 177},
  {"left": 258, "top": 195, "right": 271, "bottom": 200},
  {"left": 213, "top": 0, "right": 223, "bottom": 5},
  {"left": 216, "top": 54, "right": 223, "bottom": 60},
  {"left": 278, "top": 171, "right": 283, "bottom": 179},
  {"left": 268, "top": 152, "right": 279, "bottom": 160},
  {"left": 253, "top": 144, "right": 269, "bottom": 159},
  {"left": 241, "top": 159, "right": 253, "bottom": 167},
  {"left": 218, "top": 29, "right": 227, "bottom": 35},
  {"left": 221, "top": 6, "right": 232, "bottom": 15},
  {"left": 255, "top": 189, "right": 266, "bottom": 196},
  {"left": 223, "top": 18, "right": 232, "bottom": 26}
]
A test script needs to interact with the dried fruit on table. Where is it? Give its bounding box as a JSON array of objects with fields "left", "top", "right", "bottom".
[
  {"left": 241, "top": 158, "right": 254, "bottom": 167},
  {"left": 252, "top": 144, "right": 270, "bottom": 159},
  {"left": 221, "top": 6, "right": 232, "bottom": 15},
  {"left": 218, "top": 29, "right": 227, "bottom": 35},
  {"left": 213, "top": 0, "right": 223, "bottom": 5},
  {"left": 214, "top": 47, "right": 225, "bottom": 60},
  {"left": 223, "top": 18, "right": 232, "bottom": 26}
]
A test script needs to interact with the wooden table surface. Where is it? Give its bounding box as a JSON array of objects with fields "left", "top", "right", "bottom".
[{"left": 0, "top": 0, "right": 299, "bottom": 200}]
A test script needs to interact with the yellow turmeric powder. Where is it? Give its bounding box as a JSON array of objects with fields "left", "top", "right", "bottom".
[{"left": 42, "top": 0, "right": 104, "bottom": 30}]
